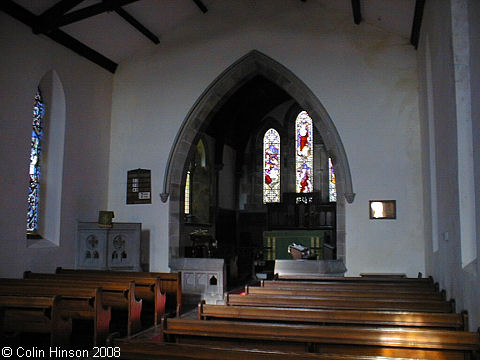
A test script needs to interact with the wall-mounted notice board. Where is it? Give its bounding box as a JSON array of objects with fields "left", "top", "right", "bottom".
[{"left": 127, "top": 169, "right": 151, "bottom": 204}]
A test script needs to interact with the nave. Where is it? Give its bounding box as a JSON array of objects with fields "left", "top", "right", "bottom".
[{"left": 1, "top": 270, "right": 479, "bottom": 359}]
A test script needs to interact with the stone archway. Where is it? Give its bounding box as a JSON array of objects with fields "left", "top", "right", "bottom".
[{"left": 161, "top": 50, "right": 355, "bottom": 264}]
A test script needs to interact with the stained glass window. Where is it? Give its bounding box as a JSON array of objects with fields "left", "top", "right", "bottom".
[
  {"left": 263, "top": 128, "right": 281, "bottom": 203},
  {"left": 295, "top": 111, "right": 313, "bottom": 193},
  {"left": 328, "top": 157, "right": 337, "bottom": 202},
  {"left": 27, "top": 88, "right": 45, "bottom": 233},
  {"left": 184, "top": 171, "right": 191, "bottom": 214}
]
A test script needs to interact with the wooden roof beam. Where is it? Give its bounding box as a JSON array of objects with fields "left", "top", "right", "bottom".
[
  {"left": 192, "top": 0, "right": 208, "bottom": 14},
  {"left": 32, "top": 0, "right": 85, "bottom": 34},
  {"left": 410, "top": 0, "right": 425, "bottom": 49},
  {"left": 0, "top": 0, "right": 117, "bottom": 73},
  {"left": 351, "top": 0, "right": 362, "bottom": 25},
  {"left": 55, "top": 0, "right": 139, "bottom": 27},
  {"left": 114, "top": 6, "right": 159, "bottom": 44}
]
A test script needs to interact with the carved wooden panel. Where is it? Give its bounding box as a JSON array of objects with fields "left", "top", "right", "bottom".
[{"left": 76, "top": 222, "right": 141, "bottom": 271}]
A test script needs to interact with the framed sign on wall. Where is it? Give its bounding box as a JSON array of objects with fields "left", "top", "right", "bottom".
[
  {"left": 369, "top": 200, "right": 396, "bottom": 219},
  {"left": 127, "top": 169, "right": 151, "bottom": 204}
]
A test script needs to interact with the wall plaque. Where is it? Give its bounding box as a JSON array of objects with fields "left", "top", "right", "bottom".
[
  {"left": 127, "top": 169, "right": 151, "bottom": 204},
  {"left": 369, "top": 200, "right": 396, "bottom": 219}
]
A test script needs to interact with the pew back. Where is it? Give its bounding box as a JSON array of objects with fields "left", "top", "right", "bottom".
[
  {"left": 0, "top": 294, "right": 71, "bottom": 346},
  {"left": 162, "top": 317, "right": 480, "bottom": 360},
  {"left": 199, "top": 303, "right": 466, "bottom": 330},
  {"left": 227, "top": 293, "right": 454, "bottom": 313},
  {"left": 247, "top": 285, "right": 443, "bottom": 300},
  {"left": 55, "top": 268, "right": 181, "bottom": 316}
]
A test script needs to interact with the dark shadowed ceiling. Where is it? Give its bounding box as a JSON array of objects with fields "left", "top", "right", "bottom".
[{"left": 205, "top": 75, "right": 292, "bottom": 155}]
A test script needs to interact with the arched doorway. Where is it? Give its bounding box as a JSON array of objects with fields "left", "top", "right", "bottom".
[{"left": 161, "top": 50, "right": 355, "bottom": 268}]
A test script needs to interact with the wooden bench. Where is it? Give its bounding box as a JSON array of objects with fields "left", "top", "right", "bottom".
[
  {"left": 0, "top": 283, "right": 110, "bottom": 345},
  {"left": 55, "top": 268, "right": 181, "bottom": 316},
  {"left": 0, "top": 294, "right": 72, "bottom": 346},
  {"left": 24, "top": 271, "right": 165, "bottom": 326},
  {"left": 18, "top": 274, "right": 142, "bottom": 336},
  {"left": 262, "top": 279, "right": 439, "bottom": 292},
  {"left": 227, "top": 293, "right": 455, "bottom": 313},
  {"left": 274, "top": 275, "right": 435, "bottom": 285},
  {"left": 5, "top": 276, "right": 142, "bottom": 336},
  {"left": 198, "top": 302, "right": 467, "bottom": 330},
  {"left": 247, "top": 284, "right": 445, "bottom": 300},
  {"left": 114, "top": 339, "right": 417, "bottom": 360},
  {"left": 0, "top": 279, "right": 142, "bottom": 336},
  {"left": 161, "top": 317, "right": 480, "bottom": 360}
]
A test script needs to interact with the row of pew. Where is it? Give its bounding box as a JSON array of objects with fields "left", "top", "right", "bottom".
[
  {"left": 116, "top": 274, "right": 480, "bottom": 360},
  {"left": 0, "top": 269, "right": 181, "bottom": 347}
]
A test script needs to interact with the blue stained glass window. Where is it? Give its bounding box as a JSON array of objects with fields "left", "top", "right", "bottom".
[
  {"left": 295, "top": 111, "right": 313, "bottom": 193},
  {"left": 328, "top": 157, "right": 337, "bottom": 202},
  {"left": 27, "top": 89, "right": 45, "bottom": 233},
  {"left": 263, "top": 128, "right": 281, "bottom": 203}
]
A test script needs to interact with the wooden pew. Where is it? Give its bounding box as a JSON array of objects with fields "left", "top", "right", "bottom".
[
  {"left": 246, "top": 284, "right": 444, "bottom": 300},
  {"left": 274, "top": 275, "right": 435, "bottom": 286},
  {"left": 161, "top": 317, "right": 480, "bottom": 360},
  {"left": 55, "top": 268, "right": 181, "bottom": 316},
  {"left": 24, "top": 272, "right": 165, "bottom": 327},
  {"left": 227, "top": 293, "right": 454, "bottom": 313},
  {"left": 114, "top": 340, "right": 416, "bottom": 360},
  {"left": 198, "top": 302, "right": 467, "bottom": 330},
  {"left": 0, "top": 284, "right": 110, "bottom": 346},
  {"left": 12, "top": 276, "right": 142, "bottom": 336},
  {"left": 262, "top": 279, "right": 439, "bottom": 292},
  {"left": 0, "top": 294, "right": 72, "bottom": 346},
  {"left": 1, "top": 278, "right": 142, "bottom": 338}
]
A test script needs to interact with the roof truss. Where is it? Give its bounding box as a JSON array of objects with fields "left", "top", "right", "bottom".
[
  {"left": 351, "top": 0, "right": 362, "bottom": 25},
  {"left": 0, "top": 0, "right": 164, "bottom": 73},
  {"left": 1, "top": 0, "right": 424, "bottom": 73},
  {"left": 410, "top": 0, "right": 425, "bottom": 49}
]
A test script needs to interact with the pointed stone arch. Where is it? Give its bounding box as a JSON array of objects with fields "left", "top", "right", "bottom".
[{"left": 162, "top": 50, "right": 355, "bottom": 263}]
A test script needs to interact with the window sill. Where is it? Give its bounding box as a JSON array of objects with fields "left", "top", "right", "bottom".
[{"left": 27, "top": 234, "right": 58, "bottom": 248}]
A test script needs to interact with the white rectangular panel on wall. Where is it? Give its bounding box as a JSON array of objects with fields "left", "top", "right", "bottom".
[{"left": 76, "top": 222, "right": 141, "bottom": 271}]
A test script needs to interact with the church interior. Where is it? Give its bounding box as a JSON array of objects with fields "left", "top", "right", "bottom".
[{"left": 1, "top": 0, "right": 480, "bottom": 357}]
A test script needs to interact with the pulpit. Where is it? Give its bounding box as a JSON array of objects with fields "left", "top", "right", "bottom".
[{"left": 189, "top": 230, "right": 217, "bottom": 258}]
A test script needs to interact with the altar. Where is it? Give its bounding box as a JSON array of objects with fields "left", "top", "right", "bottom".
[
  {"left": 263, "top": 230, "right": 333, "bottom": 260},
  {"left": 274, "top": 259, "right": 347, "bottom": 278}
]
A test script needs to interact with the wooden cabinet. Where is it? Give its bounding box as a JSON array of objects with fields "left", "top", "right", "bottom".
[{"left": 76, "top": 222, "right": 141, "bottom": 271}]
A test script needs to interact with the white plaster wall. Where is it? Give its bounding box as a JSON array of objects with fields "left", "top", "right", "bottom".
[
  {"left": 418, "top": 0, "right": 480, "bottom": 330},
  {"left": 0, "top": 12, "right": 113, "bottom": 277},
  {"left": 108, "top": 1, "right": 424, "bottom": 276}
]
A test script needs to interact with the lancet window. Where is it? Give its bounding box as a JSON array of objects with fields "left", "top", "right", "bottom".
[
  {"left": 295, "top": 110, "right": 313, "bottom": 193},
  {"left": 27, "top": 89, "right": 45, "bottom": 233},
  {"left": 263, "top": 128, "right": 281, "bottom": 203}
]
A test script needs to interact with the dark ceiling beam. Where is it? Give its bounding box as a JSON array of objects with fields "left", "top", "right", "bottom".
[
  {"left": 0, "top": 0, "right": 36, "bottom": 25},
  {"left": 47, "top": 29, "right": 118, "bottom": 73},
  {"left": 192, "top": 0, "right": 208, "bottom": 14},
  {"left": 351, "top": 0, "right": 362, "bottom": 25},
  {"left": 0, "top": 0, "right": 117, "bottom": 73},
  {"left": 114, "top": 6, "right": 159, "bottom": 44},
  {"left": 33, "top": 0, "right": 85, "bottom": 34},
  {"left": 56, "top": 0, "right": 139, "bottom": 27},
  {"left": 410, "top": 0, "right": 425, "bottom": 49}
]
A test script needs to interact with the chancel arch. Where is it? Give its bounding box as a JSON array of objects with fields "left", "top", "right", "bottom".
[{"left": 162, "top": 50, "right": 355, "bottom": 269}]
